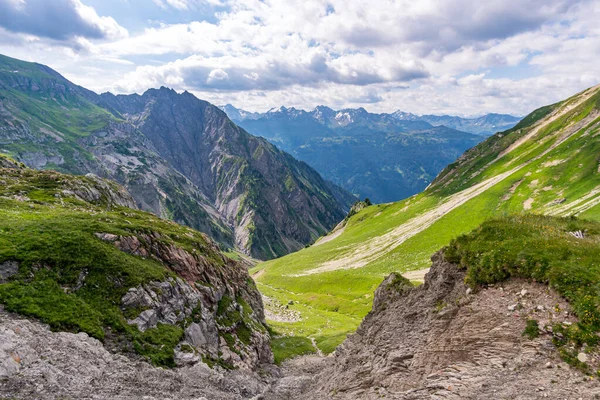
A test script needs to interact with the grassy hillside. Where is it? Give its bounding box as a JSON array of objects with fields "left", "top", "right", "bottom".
[
  {"left": 0, "top": 54, "right": 117, "bottom": 173},
  {"left": 0, "top": 156, "right": 266, "bottom": 368},
  {"left": 252, "top": 84, "right": 600, "bottom": 357}
]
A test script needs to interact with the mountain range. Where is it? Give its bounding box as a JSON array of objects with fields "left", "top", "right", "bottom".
[
  {"left": 222, "top": 104, "right": 521, "bottom": 136},
  {"left": 221, "top": 104, "right": 520, "bottom": 202},
  {"left": 0, "top": 54, "right": 354, "bottom": 260},
  {"left": 391, "top": 110, "right": 522, "bottom": 135}
]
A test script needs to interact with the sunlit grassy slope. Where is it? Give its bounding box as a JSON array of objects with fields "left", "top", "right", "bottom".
[{"left": 252, "top": 83, "right": 600, "bottom": 355}]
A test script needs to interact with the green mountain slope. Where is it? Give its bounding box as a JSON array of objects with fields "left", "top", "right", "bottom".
[
  {"left": 252, "top": 83, "right": 600, "bottom": 354},
  {"left": 0, "top": 155, "right": 271, "bottom": 369}
]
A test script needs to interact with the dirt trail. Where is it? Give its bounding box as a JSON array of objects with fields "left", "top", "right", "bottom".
[
  {"left": 497, "top": 84, "right": 600, "bottom": 161},
  {"left": 547, "top": 186, "right": 600, "bottom": 216},
  {"left": 310, "top": 337, "right": 324, "bottom": 357},
  {"left": 312, "top": 223, "right": 346, "bottom": 247},
  {"left": 296, "top": 167, "right": 522, "bottom": 276},
  {"left": 296, "top": 86, "right": 600, "bottom": 277},
  {"left": 252, "top": 268, "right": 267, "bottom": 280}
]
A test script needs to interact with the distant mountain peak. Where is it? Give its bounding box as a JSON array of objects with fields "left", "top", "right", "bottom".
[
  {"left": 217, "top": 104, "right": 261, "bottom": 121},
  {"left": 314, "top": 105, "right": 334, "bottom": 112},
  {"left": 267, "top": 105, "right": 288, "bottom": 113},
  {"left": 220, "top": 103, "right": 522, "bottom": 136},
  {"left": 391, "top": 110, "right": 419, "bottom": 120}
]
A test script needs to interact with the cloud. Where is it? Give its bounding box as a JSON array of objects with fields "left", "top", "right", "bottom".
[
  {"left": 113, "top": 52, "right": 429, "bottom": 93},
  {"left": 0, "top": 0, "right": 127, "bottom": 41},
  {"left": 0, "top": 0, "right": 597, "bottom": 117},
  {"left": 153, "top": 0, "right": 224, "bottom": 10},
  {"left": 98, "top": 0, "right": 586, "bottom": 94}
]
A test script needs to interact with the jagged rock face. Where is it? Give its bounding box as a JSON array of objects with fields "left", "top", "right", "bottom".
[
  {"left": 79, "top": 121, "right": 235, "bottom": 246},
  {"left": 0, "top": 307, "right": 272, "bottom": 400},
  {"left": 76, "top": 173, "right": 137, "bottom": 209},
  {"left": 264, "top": 252, "right": 600, "bottom": 399},
  {"left": 96, "top": 88, "right": 351, "bottom": 259},
  {"left": 96, "top": 231, "right": 272, "bottom": 370}
]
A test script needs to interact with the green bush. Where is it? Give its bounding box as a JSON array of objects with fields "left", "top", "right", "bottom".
[{"left": 523, "top": 319, "right": 540, "bottom": 339}]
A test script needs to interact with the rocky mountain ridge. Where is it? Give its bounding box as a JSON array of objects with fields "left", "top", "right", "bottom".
[
  {"left": 0, "top": 54, "right": 354, "bottom": 259},
  {"left": 222, "top": 104, "right": 484, "bottom": 202}
]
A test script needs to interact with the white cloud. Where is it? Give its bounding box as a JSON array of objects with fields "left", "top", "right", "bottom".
[
  {"left": 153, "top": 0, "right": 224, "bottom": 10},
  {"left": 0, "top": 0, "right": 598, "bottom": 116}
]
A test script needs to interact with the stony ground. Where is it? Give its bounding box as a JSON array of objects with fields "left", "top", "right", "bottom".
[
  {"left": 263, "top": 253, "right": 600, "bottom": 399},
  {"left": 2, "top": 255, "right": 600, "bottom": 399},
  {"left": 0, "top": 305, "right": 274, "bottom": 400}
]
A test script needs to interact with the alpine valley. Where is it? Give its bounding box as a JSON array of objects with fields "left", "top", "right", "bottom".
[{"left": 2, "top": 52, "right": 600, "bottom": 400}]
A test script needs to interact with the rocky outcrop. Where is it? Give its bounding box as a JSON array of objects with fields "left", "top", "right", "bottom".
[
  {"left": 73, "top": 173, "right": 137, "bottom": 209},
  {"left": 96, "top": 231, "right": 272, "bottom": 370},
  {"left": 0, "top": 261, "right": 18, "bottom": 282},
  {"left": 264, "top": 252, "right": 600, "bottom": 399},
  {"left": 0, "top": 154, "right": 23, "bottom": 169},
  {"left": 0, "top": 161, "right": 272, "bottom": 373},
  {"left": 0, "top": 307, "right": 271, "bottom": 400},
  {"left": 0, "top": 161, "right": 137, "bottom": 210}
]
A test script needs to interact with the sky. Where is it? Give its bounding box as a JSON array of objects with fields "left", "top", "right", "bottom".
[{"left": 0, "top": 0, "right": 599, "bottom": 116}]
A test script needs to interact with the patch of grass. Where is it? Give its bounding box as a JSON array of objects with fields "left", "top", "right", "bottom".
[
  {"left": 523, "top": 319, "right": 540, "bottom": 339},
  {"left": 202, "top": 354, "right": 234, "bottom": 370},
  {"left": 134, "top": 324, "right": 184, "bottom": 368},
  {"left": 180, "top": 344, "right": 195, "bottom": 353},
  {"left": 236, "top": 322, "right": 253, "bottom": 345},
  {"left": 0, "top": 275, "right": 105, "bottom": 338},
  {"left": 388, "top": 272, "right": 412, "bottom": 292},
  {"left": 271, "top": 336, "right": 316, "bottom": 364}
]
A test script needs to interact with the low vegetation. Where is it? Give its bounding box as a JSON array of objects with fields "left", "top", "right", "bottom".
[{"left": 271, "top": 336, "right": 316, "bottom": 365}]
